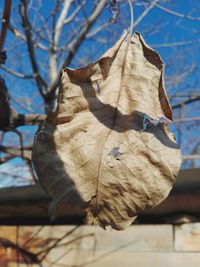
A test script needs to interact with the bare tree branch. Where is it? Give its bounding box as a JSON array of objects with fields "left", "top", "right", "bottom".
[
  {"left": 8, "top": 24, "right": 49, "bottom": 51},
  {"left": 0, "top": 0, "right": 12, "bottom": 52},
  {"left": 173, "top": 117, "right": 200, "bottom": 123},
  {"left": 172, "top": 96, "right": 200, "bottom": 109},
  {"left": 31, "top": 12, "right": 52, "bottom": 45},
  {"left": 0, "top": 154, "right": 15, "bottom": 164},
  {"left": 63, "top": 0, "right": 108, "bottom": 67},
  {"left": 1, "top": 77, "right": 46, "bottom": 130},
  {"left": 20, "top": 0, "right": 48, "bottom": 99},
  {"left": 169, "top": 92, "right": 200, "bottom": 99},
  {"left": 46, "top": 0, "right": 108, "bottom": 101},
  {"left": 63, "top": 0, "right": 86, "bottom": 25},
  {"left": 0, "top": 65, "right": 34, "bottom": 79},
  {"left": 49, "top": 0, "right": 73, "bottom": 83},
  {"left": 0, "top": 145, "right": 32, "bottom": 160},
  {"left": 15, "top": 113, "right": 47, "bottom": 127},
  {"left": 54, "top": 0, "right": 72, "bottom": 47}
]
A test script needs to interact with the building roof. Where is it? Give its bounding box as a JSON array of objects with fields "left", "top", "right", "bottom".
[{"left": 0, "top": 168, "right": 200, "bottom": 225}]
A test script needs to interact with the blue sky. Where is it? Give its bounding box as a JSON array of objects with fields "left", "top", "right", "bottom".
[{"left": 0, "top": 0, "right": 200, "bottom": 186}]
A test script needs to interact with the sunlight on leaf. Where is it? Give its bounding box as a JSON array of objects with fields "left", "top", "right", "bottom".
[{"left": 32, "top": 33, "right": 181, "bottom": 230}]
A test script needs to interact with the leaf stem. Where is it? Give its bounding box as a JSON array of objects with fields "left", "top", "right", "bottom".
[
  {"left": 122, "top": 0, "right": 134, "bottom": 73},
  {"left": 127, "top": 0, "right": 134, "bottom": 37}
]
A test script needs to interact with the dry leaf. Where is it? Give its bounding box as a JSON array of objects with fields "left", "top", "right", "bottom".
[{"left": 32, "top": 33, "right": 181, "bottom": 230}]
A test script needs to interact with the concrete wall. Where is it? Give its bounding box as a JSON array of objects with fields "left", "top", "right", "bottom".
[{"left": 0, "top": 224, "right": 200, "bottom": 266}]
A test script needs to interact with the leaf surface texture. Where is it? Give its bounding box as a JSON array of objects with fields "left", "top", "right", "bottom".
[{"left": 33, "top": 33, "right": 181, "bottom": 230}]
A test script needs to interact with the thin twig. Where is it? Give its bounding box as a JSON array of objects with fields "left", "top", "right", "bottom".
[
  {"left": 133, "top": 0, "right": 159, "bottom": 29},
  {"left": 0, "top": 145, "right": 32, "bottom": 160},
  {"left": 173, "top": 117, "right": 200, "bottom": 123},
  {"left": 152, "top": 39, "right": 200, "bottom": 48},
  {"left": 86, "top": 22, "right": 110, "bottom": 38},
  {"left": 0, "top": 154, "right": 15, "bottom": 164},
  {"left": 172, "top": 96, "right": 200, "bottom": 109},
  {"left": 63, "top": 0, "right": 86, "bottom": 25},
  {"left": 37, "top": 226, "right": 80, "bottom": 261},
  {"left": 61, "top": 0, "right": 107, "bottom": 68},
  {"left": 8, "top": 24, "right": 48, "bottom": 51},
  {"left": 31, "top": 11, "right": 52, "bottom": 44},
  {"left": 155, "top": 3, "right": 200, "bottom": 21},
  {"left": 182, "top": 154, "right": 200, "bottom": 160},
  {"left": 0, "top": 65, "right": 34, "bottom": 79}
]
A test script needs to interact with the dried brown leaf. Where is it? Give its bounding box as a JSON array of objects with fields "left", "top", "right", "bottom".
[{"left": 32, "top": 33, "right": 181, "bottom": 230}]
